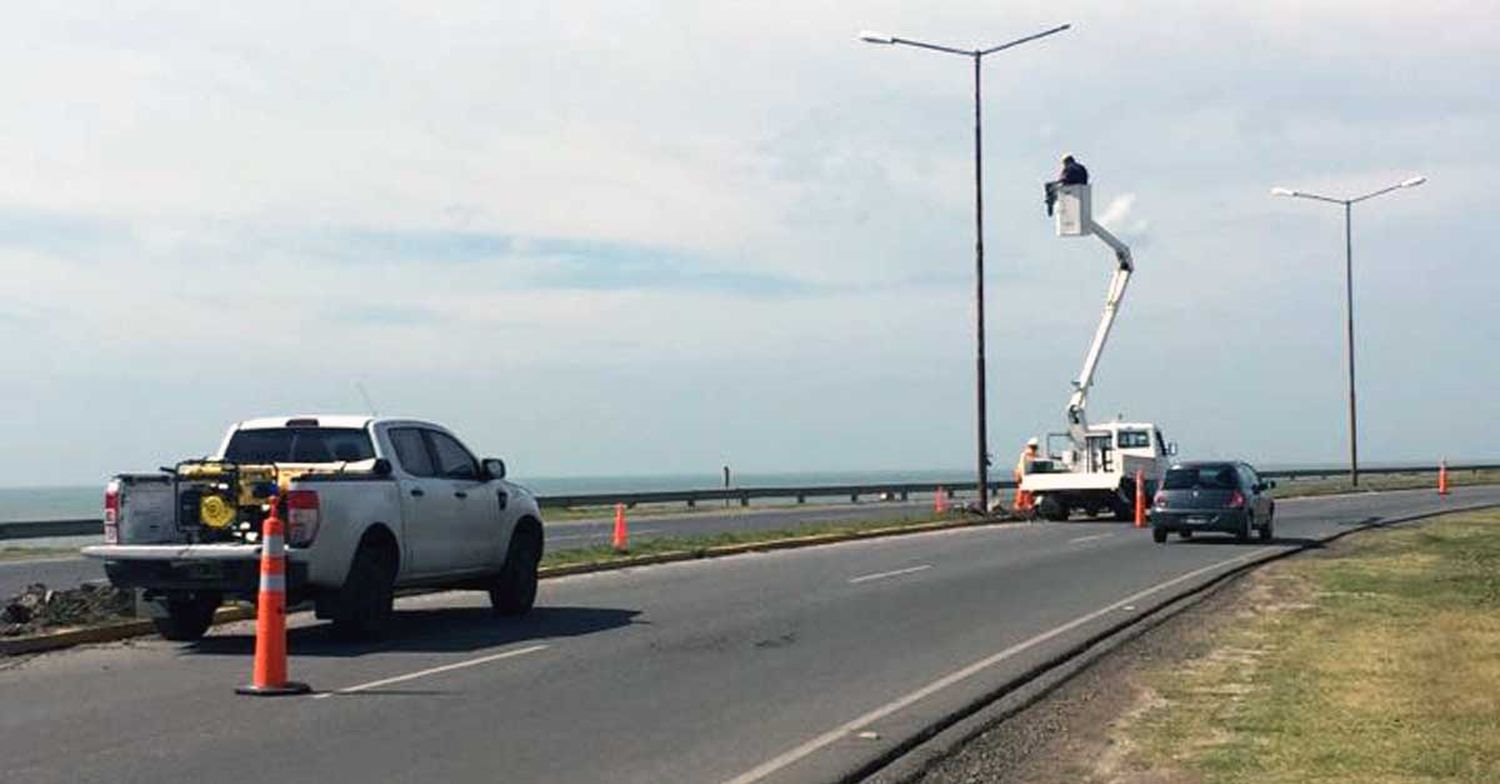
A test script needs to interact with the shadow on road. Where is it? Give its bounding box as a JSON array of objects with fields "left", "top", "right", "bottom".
[{"left": 188, "top": 604, "right": 641, "bottom": 658}]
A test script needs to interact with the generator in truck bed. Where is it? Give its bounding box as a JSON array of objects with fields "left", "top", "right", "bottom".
[{"left": 86, "top": 416, "right": 545, "bottom": 642}]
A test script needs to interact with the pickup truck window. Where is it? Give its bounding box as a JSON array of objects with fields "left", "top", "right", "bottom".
[
  {"left": 428, "top": 430, "right": 480, "bottom": 480},
  {"left": 389, "top": 428, "right": 436, "bottom": 477},
  {"left": 224, "top": 428, "right": 376, "bottom": 463}
]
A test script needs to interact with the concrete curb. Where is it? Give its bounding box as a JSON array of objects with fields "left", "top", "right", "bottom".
[
  {"left": 0, "top": 606, "right": 252, "bottom": 657},
  {"left": 853, "top": 500, "right": 1500, "bottom": 784},
  {"left": 2, "top": 514, "right": 1012, "bottom": 656}
]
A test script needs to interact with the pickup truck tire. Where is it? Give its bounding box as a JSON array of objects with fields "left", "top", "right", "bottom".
[
  {"left": 330, "top": 542, "right": 397, "bottom": 639},
  {"left": 153, "top": 592, "right": 221, "bottom": 642},
  {"left": 490, "top": 524, "right": 541, "bottom": 616}
]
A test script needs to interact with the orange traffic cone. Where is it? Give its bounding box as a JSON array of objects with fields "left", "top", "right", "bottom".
[
  {"left": 1133, "top": 468, "right": 1147, "bottom": 529},
  {"left": 237, "top": 497, "right": 310, "bottom": 696},
  {"left": 1439, "top": 459, "right": 1449, "bottom": 496},
  {"left": 612, "top": 503, "right": 629, "bottom": 552},
  {"left": 934, "top": 487, "right": 948, "bottom": 515}
]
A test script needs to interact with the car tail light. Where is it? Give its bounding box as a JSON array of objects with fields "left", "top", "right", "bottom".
[
  {"left": 285, "top": 490, "right": 321, "bottom": 546},
  {"left": 1228, "top": 490, "right": 1245, "bottom": 508},
  {"left": 1153, "top": 492, "right": 1166, "bottom": 508},
  {"left": 103, "top": 480, "right": 120, "bottom": 545}
]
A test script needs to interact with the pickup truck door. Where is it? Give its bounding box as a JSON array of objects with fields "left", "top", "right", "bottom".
[
  {"left": 388, "top": 427, "right": 468, "bottom": 576},
  {"left": 425, "top": 429, "right": 506, "bottom": 571}
]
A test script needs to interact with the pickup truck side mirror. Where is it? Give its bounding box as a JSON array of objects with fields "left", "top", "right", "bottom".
[
  {"left": 482, "top": 458, "right": 507, "bottom": 480},
  {"left": 1166, "top": 442, "right": 1178, "bottom": 456}
]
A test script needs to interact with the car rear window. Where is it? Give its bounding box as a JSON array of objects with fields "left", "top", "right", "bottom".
[
  {"left": 224, "top": 428, "right": 376, "bottom": 463},
  {"left": 1163, "top": 465, "right": 1240, "bottom": 490}
]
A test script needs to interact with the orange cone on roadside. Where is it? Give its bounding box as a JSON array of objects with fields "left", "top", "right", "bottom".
[
  {"left": 1133, "top": 468, "right": 1147, "bottom": 528},
  {"left": 934, "top": 487, "right": 948, "bottom": 515},
  {"left": 237, "top": 497, "right": 310, "bottom": 696},
  {"left": 1439, "top": 459, "right": 1450, "bottom": 496},
  {"left": 612, "top": 503, "right": 629, "bottom": 552}
]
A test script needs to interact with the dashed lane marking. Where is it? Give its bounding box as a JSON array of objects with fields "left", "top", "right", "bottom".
[
  {"left": 310, "top": 643, "right": 550, "bottom": 699},
  {"left": 848, "top": 565, "right": 933, "bottom": 584}
]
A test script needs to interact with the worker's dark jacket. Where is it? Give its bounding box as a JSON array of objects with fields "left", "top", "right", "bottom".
[{"left": 1060, "top": 161, "right": 1089, "bottom": 185}]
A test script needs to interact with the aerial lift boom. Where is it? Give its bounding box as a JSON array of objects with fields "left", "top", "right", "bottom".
[{"left": 1060, "top": 191, "right": 1134, "bottom": 451}]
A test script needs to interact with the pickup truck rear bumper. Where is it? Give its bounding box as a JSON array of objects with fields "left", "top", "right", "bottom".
[{"left": 81, "top": 544, "right": 309, "bottom": 597}]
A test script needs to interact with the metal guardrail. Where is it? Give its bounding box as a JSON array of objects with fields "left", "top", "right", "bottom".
[{"left": 2, "top": 463, "right": 1495, "bottom": 541}]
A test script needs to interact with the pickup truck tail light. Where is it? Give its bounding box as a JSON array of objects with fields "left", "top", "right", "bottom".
[
  {"left": 285, "top": 490, "right": 321, "bottom": 546},
  {"left": 103, "top": 480, "right": 121, "bottom": 545}
]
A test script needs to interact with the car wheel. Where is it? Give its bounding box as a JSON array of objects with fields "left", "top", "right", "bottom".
[
  {"left": 1237, "top": 514, "right": 1253, "bottom": 543},
  {"left": 1258, "top": 518, "right": 1274, "bottom": 542},
  {"left": 331, "top": 543, "right": 396, "bottom": 640},
  {"left": 152, "top": 592, "right": 221, "bottom": 642},
  {"left": 1152, "top": 527, "right": 1168, "bottom": 544},
  {"left": 490, "top": 525, "right": 542, "bottom": 616}
]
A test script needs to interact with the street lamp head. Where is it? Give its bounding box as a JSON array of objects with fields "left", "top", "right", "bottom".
[
  {"left": 1400, "top": 175, "right": 1427, "bottom": 188},
  {"left": 859, "top": 30, "right": 896, "bottom": 44},
  {"left": 1270, "top": 187, "right": 1297, "bottom": 197}
]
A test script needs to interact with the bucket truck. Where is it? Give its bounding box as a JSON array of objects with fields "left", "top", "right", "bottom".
[{"left": 1020, "top": 184, "right": 1175, "bottom": 521}]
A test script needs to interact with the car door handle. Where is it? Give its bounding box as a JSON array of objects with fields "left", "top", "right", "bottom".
[
  {"left": 455, "top": 490, "right": 468, "bottom": 499},
  {"left": 410, "top": 488, "right": 425, "bottom": 497},
  {"left": 497, "top": 490, "right": 509, "bottom": 510}
]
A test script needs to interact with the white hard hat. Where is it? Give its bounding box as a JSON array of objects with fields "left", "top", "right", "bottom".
[{"left": 1026, "top": 437, "right": 1040, "bottom": 447}]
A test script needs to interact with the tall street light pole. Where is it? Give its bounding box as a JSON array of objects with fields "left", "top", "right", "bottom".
[
  {"left": 1271, "top": 175, "right": 1426, "bottom": 488},
  {"left": 860, "top": 24, "right": 1070, "bottom": 513}
]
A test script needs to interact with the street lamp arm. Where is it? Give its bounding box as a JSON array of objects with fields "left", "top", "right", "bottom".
[
  {"left": 1273, "top": 188, "right": 1346, "bottom": 205},
  {"left": 888, "top": 36, "right": 976, "bottom": 56},
  {"left": 978, "top": 23, "right": 1072, "bottom": 56},
  {"left": 1349, "top": 183, "right": 1405, "bottom": 204}
]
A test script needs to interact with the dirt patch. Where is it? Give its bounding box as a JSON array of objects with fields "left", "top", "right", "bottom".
[{"left": 1, "top": 583, "right": 136, "bottom": 637}]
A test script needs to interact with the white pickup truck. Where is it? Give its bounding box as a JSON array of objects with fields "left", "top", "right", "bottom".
[{"left": 82, "top": 415, "right": 544, "bottom": 641}]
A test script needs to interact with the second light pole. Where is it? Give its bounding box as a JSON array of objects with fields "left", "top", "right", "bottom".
[{"left": 860, "top": 24, "right": 1070, "bottom": 512}]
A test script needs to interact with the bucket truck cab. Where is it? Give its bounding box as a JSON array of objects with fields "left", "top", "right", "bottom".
[{"left": 1018, "top": 181, "right": 1176, "bottom": 521}]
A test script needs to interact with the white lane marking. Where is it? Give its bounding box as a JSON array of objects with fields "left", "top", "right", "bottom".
[
  {"left": 1068, "top": 533, "right": 1116, "bottom": 545},
  {"left": 310, "top": 644, "right": 549, "bottom": 699},
  {"left": 848, "top": 565, "right": 932, "bottom": 584},
  {"left": 720, "top": 546, "right": 1279, "bottom": 784}
]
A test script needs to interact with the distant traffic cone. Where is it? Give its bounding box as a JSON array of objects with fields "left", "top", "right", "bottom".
[
  {"left": 612, "top": 503, "right": 629, "bottom": 552},
  {"left": 934, "top": 487, "right": 948, "bottom": 515},
  {"left": 237, "top": 497, "right": 310, "bottom": 696},
  {"left": 1133, "top": 468, "right": 1147, "bottom": 529},
  {"left": 1438, "top": 459, "right": 1450, "bottom": 496}
]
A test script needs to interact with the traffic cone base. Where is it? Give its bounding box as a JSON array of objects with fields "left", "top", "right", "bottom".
[{"left": 236, "top": 681, "right": 311, "bottom": 696}]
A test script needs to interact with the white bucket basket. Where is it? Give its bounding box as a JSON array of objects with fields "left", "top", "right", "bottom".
[{"left": 1055, "top": 184, "right": 1090, "bottom": 237}]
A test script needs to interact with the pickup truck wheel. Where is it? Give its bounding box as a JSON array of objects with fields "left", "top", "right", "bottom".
[
  {"left": 490, "top": 526, "right": 541, "bottom": 617},
  {"left": 330, "top": 544, "right": 396, "bottom": 640},
  {"left": 153, "top": 592, "right": 221, "bottom": 642}
]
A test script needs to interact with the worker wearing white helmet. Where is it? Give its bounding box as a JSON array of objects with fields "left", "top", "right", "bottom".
[{"left": 1014, "top": 438, "right": 1041, "bottom": 513}]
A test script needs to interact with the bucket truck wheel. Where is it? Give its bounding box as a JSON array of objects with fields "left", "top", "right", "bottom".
[
  {"left": 1037, "top": 496, "right": 1069, "bottom": 522},
  {"left": 152, "top": 592, "right": 221, "bottom": 642}
]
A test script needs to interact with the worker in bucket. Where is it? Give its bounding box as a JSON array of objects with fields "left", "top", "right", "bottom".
[
  {"left": 1013, "top": 438, "right": 1041, "bottom": 514},
  {"left": 1044, "top": 154, "right": 1089, "bottom": 215}
]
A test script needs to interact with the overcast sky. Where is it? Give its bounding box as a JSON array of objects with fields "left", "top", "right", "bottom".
[{"left": 1, "top": 2, "right": 1496, "bottom": 486}]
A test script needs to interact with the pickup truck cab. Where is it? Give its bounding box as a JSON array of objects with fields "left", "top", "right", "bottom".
[{"left": 83, "top": 415, "right": 544, "bottom": 641}]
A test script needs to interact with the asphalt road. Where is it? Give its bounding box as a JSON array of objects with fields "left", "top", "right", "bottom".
[
  {"left": 2, "top": 486, "right": 1495, "bottom": 784},
  {"left": 0, "top": 500, "right": 941, "bottom": 597}
]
